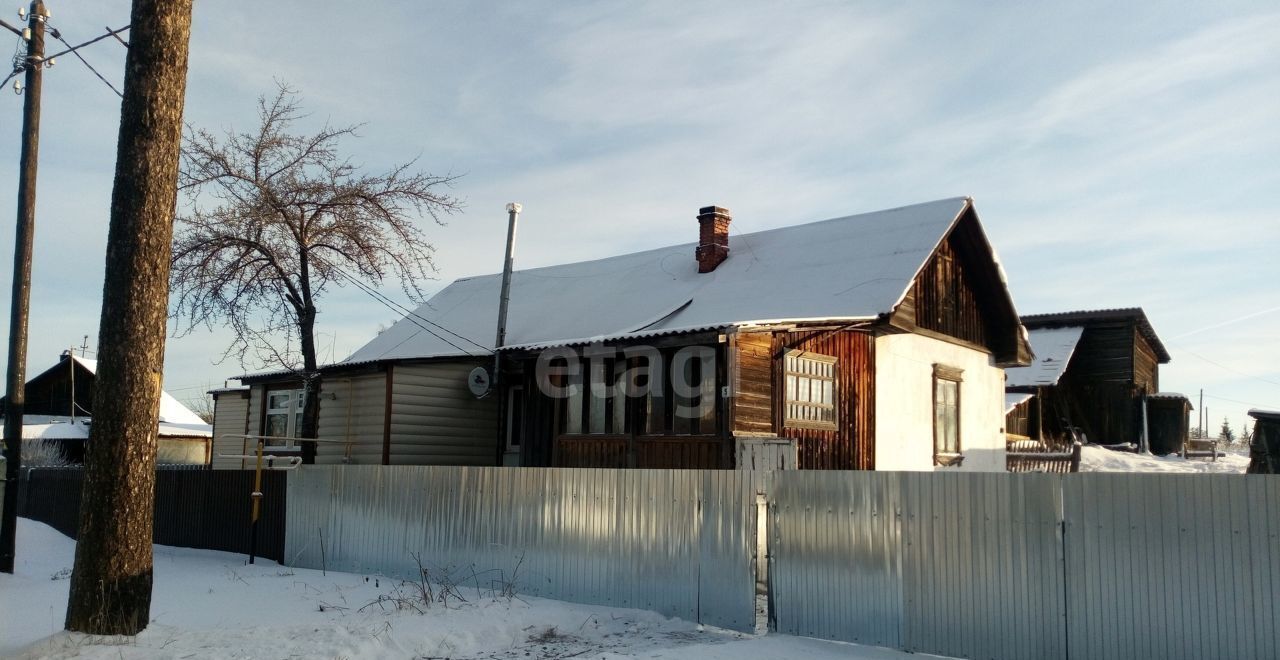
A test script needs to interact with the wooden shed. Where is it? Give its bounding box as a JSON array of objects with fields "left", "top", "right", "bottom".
[
  {"left": 1146, "top": 392, "right": 1192, "bottom": 456},
  {"left": 1005, "top": 308, "right": 1171, "bottom": 449}
]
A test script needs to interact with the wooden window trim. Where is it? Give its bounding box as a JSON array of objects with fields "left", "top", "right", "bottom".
[
  {"left": 783, "top": 349, "right": 838, "bottom": 431},
  {"left": 933, "top": 364, "right": 963, "bottom": 466}
]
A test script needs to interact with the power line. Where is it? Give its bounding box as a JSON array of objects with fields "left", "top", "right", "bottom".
[
  {"left": 1174, "top": 345, "right": 1280, "bottom": 389},
  {"left": 329, "top": 265, "right": 490, "bottom": 351},
  {"left": 329, "top": 267, "right": 489, "bottom": 356},
  {"left": 42, "top": 23, "right": 128, "bottom": 62},
  {"left": 48, "top": 24, "right": 121, "bottom": 98},
  {"left": 1203, "top": 393, "right": 1277, "bottom": 410}
]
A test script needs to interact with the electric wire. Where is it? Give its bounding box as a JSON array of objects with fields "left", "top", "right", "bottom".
[
  {"left": 329, "top": 267, "right": 490, "bottom": 356},
  {"left": 48, "top": 23, "right": 121, "bottom": 98}
]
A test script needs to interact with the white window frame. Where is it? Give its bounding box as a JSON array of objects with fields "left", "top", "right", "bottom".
[
  {"left": 783, "top": 350, "right": 838, "bottom": 431},
  {"left": 265, "top": 388, "right": 305, "bottom": 442}
]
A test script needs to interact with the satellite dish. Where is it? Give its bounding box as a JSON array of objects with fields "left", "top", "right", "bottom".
[{"left": 467, "top": 366, "right": 492, "bottom": 398}]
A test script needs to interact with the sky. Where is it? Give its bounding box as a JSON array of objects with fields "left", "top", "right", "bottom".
[{"left": 0, "top": 1, "right": 1277, "bottom": 435}]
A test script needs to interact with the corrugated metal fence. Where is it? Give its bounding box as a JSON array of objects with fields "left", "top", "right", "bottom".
[
  {"left": 285, "top": 467, "right": 1277, "bottom": 659},
  {"left": 769, "top": 471, "right": 1067, "bottom": 658},
  {"left": 768, "top": 471, "right": 1278, "bottom": 660},
  {"left": 20, "top": 467, "right": 287, "bottom": 562},
  {"left": 286, "top": 466, "right": 760, "bottom": 632},
  {"left": 1062, "top": 474, "right": 1280, "bottom": 660}
]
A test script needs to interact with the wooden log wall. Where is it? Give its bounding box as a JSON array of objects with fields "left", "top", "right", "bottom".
[
  {"left": 732, "top": 332, "right": 774, "bottom": 435},
  {"left": 772, "top": 329, "right": 875, "bottom": 470}
]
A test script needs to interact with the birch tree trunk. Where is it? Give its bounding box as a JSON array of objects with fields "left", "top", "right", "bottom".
[{"left": 64, "top": 0, "right": 192, "bottom": 635}]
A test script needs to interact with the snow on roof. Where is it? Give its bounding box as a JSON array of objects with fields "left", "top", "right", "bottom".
[
  {"left": 1021, "top": 308, "right": 1171, "bottom": 363},
  {"left": 1005, "top": 392, "right": 1033, "bottom": 413},
  {"left": 71, "top": 356, "right": 211, "bottom": 427},
  {"left": 0, "top": 414, "right": 212, "bottom": 439},
  {"left": 344, "top": 197, "right": 971, "bottom": 363},
  {"left": 1249, "top": 408, "right": 1280, "bottom": 421},
  {"left": 1004, "top": 326, "right": 1084, "bottom": 388}
]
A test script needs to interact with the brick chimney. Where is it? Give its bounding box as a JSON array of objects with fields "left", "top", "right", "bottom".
[{"left": 695, "top": 205, "right": 731, "bottom": 273}]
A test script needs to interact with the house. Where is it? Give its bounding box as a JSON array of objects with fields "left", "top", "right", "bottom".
[
  {"left": 220, "top": 197, "right": 1031, "bottom": 471},
  {"left": 0, "top": 353, "right": 213, "bottom": 464},
  {"left": 1003, "top": 308, "right": 1185, "bottom": 452}
]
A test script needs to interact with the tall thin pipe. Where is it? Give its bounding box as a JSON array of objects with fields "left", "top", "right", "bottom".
[{"left": 492, "top": 203, "right": 521, "bottom": 388}]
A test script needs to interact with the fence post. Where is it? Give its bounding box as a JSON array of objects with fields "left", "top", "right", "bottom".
[{"left": 1069, "top": 442, "right": 1082, "bottom": 473}]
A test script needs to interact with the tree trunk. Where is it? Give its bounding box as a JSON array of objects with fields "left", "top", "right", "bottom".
[
  {"left": 296, "top": 246, "right": 319, "bottom": 463},
  {"left": 298, "top": 303, "right": 320, "bottom": 463},
  {"left": 64, "top": 0, "right": 192, "bottom": 636}
]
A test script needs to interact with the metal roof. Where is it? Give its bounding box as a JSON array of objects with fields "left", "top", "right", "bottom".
[
  {"left": 1020, "top": 308, "right": 1171, "bottom": 363},
  {"left": 1005, "top": 326, "right": 1084, "bottom": 388},
  {"left": 341, "top": 197, "right": 974, "bottom": 364}
]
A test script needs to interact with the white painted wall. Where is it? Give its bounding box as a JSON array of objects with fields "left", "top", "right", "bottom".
[{"left": 874, "top": 334, "right": 1006, "bottom": 472}]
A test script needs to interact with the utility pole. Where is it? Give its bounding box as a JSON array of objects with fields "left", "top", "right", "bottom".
[
  {"left": 1198, "top": 388, "right": 1204, "bottom": 438},
  {"left": 1, "top": 0, "right": 48, "bottom": 576}
]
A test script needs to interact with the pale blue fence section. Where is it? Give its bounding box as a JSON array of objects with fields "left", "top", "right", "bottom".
[
  {"left": 1063, "top": 474, "right": 1280, "bottom": 660},
  {"left": 287, "top": 466, "right": 1280, "bottom": 659},
  {"left": 899, "top": 472, "right": 1066, "bottom": 660},
  {"left": 769, "top": 471, "right": 903, "bottom": 647},
  {"left": 285, "top": 466, "right": 760, "bottom": 632}
]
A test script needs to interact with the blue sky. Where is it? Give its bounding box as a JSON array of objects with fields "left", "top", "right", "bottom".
[{"left": 0, "top": 1, "right": 1277, "bottom": 434}]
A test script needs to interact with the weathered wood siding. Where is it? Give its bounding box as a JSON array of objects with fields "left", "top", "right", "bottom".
[
  {"left": 906, "top": 238, "right": 989, "bottom": 348},
  {"left": 210, "top": 391, "right": 249, "bottom": 470},
  {"left": 1133, "top": 327, "right": 1161, "bottom": 392},
  {"left": 388, "top": 362, "right": 500, "bottom": 465},
  {"left": 732, "top": 332, "right": 773, "bottom": 434},
  {"left": 1068, "top": 321, "right": 1135, "bottom": 383},
  {"left": 316, "top": 372, "right": 388, "bottom": 465},
  {"left": 1147, "top": 397, "right": 1190, "bottom": 455},
  {"left": 773, "top": 329, "right": 875, "bottom": 470}
]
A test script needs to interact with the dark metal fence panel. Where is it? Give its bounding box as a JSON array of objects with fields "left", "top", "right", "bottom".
[
  {"left": 18, "top": 467, "right": 286, "bottom": 562},
  {"left": 768, "top": 471, "right": 903, "bottom": 647},
  {"left": 18, "top": 467, "right": 85, "bottom": 538},
  {"left": 285, "top": 466, "right": 759, "bottom": 632},
  {"left": 1063, "top": 474, "right": 1280, "bottom": 660},
  {"left": 899, "top": 472, "right": 1066, "bottom": 660}
]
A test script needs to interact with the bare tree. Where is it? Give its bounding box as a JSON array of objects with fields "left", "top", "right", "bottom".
[
  {"left": 170, "top": 84, "right": 461, "bottom": 459},
  {"left": 65, "top": 0, "right": 193, "bottom": 635}
]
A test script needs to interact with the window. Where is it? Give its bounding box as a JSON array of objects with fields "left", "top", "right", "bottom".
[
  {"left": 784, "top": 351, "right": 837, "bottom": 430},
  {"left": 559, "top": 346, "right": 718, "bottom": 437},
  {"left": 562, "top": 357, "right": 631, "bottom": 435},
  {"left": 265, "top": 388, "right": 305, "bottom": 441},
  {"left": 933, "top": 365, "right": 963, "bottom": 465}
]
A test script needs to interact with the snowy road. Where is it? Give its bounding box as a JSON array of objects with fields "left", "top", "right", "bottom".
[{"left": 2, "top": 519, "right": 941, "bottom": 660}]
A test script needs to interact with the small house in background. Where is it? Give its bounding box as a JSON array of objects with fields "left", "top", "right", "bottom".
[
  {"left": 1247, "top": 409, "right": 1280, "bottom": 473},
  {"left": 235, "top": 197, "right": 1030, "bottom": 471},
  {"left": 0, "top": 353, "right": 213, "bottom": 464},
  {"left": 1004, "top": 308, "right": 1178, "bottom": 451},
  {"left": 1146, "top": 392, "right": 1193, "bottom": 455}
]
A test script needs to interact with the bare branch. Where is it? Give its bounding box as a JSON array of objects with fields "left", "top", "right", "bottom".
[{"left": 171, "top": 84, "right": 463, "bottom": 386}]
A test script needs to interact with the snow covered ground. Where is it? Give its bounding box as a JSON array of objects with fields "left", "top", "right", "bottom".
[
  {"left": 1, "top": 519, "right": 937, "bottom": 660},
  {"left": 1079, "top": 444, "right": 1249, "bottom": 473}
]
